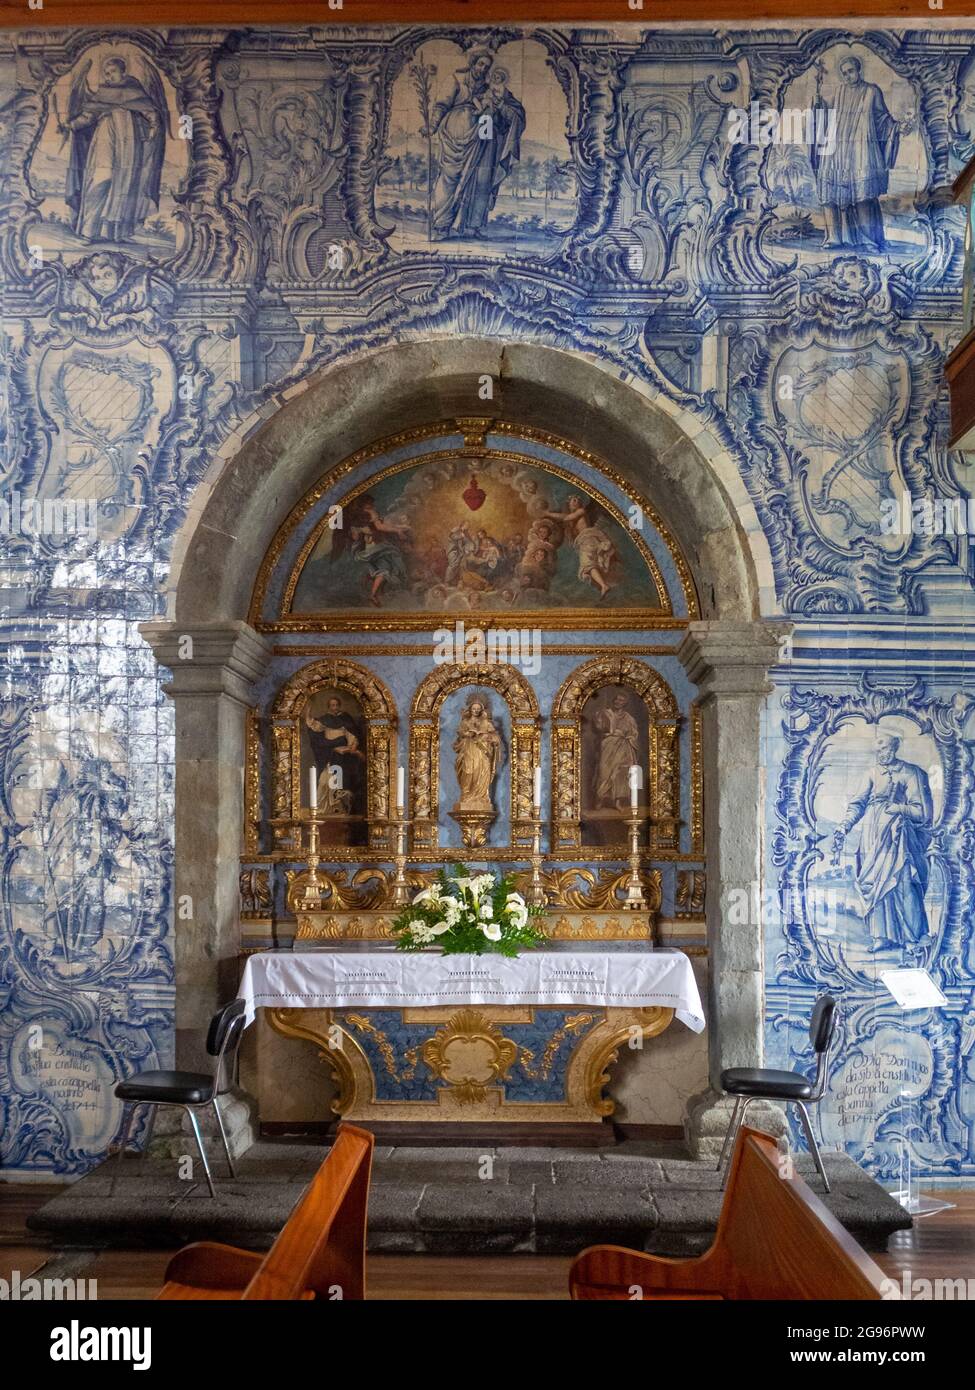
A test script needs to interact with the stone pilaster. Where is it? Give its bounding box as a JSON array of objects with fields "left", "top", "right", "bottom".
[
  {"left": 677, "top": 620, "right": 792, "bottom": 1157},
  {"left": 140, "top": 620, "right": 271, "bottom": 1155}
]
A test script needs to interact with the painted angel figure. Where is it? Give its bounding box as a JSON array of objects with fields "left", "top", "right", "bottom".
[
  {"left": 61, "top": 54, "right": 169, "bottom": 243},
  {"left": 542, "top": 494, "right": 617, "bottom": 597}
]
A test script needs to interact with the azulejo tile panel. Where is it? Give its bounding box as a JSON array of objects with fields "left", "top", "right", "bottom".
[{"left": 1, "top": 22, "right": 974, "bottom": 1177}]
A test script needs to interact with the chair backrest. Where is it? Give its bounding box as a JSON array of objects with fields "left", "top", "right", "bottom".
[
  {"left": 716, "top": 1128, "right": 888, "bottom": 1299},
  {"left": 241, "top": 1124, "right": 374, "bottom": 1301},
  {"left": 809, "top": 994, "right": 837, "bottom": 1053},
  {"left": 808, "top": 994, "right": 837, "bottom": 1097},
  {"left": 206, "top": 998, "right": 247, "bottom": 1095}
]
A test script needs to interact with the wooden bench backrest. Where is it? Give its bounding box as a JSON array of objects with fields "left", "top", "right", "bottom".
[
  {"left": 241, "top": 1123, "right": 374, "bottom": 1301},
  {"left": 711, "top": 1128, "right": 889, "bottom": 1300}
]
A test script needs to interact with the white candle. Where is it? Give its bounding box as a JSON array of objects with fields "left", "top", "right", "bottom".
[
  {"left": 533, "top": 766, "right": 542, "bottom": 813},
  {"left": 309, "top": 765, "right": 317, "bottom": 811},
  {"left": 396, "top": 765, "right": 405, "bottom": 811},
  {"left": 629, "top": 764, "right": 640, "bottom": 810}
]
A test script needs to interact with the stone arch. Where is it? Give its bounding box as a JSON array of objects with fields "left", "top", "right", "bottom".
[
  {"left": 143, "top": 339, "right": 789, "bottom": 1155},
  {"left": 409, "top": 662, "right": 540, "bottom": 854},
  {"left": 165, "top": 340, "right": 772, "bottom": 627}
]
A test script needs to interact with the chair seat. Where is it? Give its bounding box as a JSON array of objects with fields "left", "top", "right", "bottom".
[
  {"left": 720, "top": 1067, "right": 813, "bottom": 1100},
  {"left": 115, "top": 1070, "right": 216, "bottom": 1104}
]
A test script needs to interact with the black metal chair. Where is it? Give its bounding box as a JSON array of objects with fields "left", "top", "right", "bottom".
[
  {"left": 111, "top": 998, "right": 246, "bottom": 1198},
  {"left": 716, "top": 994, "right": 837, "bottom": 1193}
]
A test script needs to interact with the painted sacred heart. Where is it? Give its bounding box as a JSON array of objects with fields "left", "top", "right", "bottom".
[{"left": 463, "top": 474, "right": 486, "bottom": 510}]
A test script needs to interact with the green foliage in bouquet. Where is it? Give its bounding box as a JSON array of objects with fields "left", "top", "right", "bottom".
[{"left": 392, "top": 864, "right": 547, "bottom": 957}]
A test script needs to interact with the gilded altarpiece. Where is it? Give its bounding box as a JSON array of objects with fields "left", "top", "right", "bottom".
[{"left": 240, "top": 427, "right": 705, "bottom": 1126}]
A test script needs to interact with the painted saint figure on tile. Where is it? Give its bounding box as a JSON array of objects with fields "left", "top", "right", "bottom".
[
  {"left": 62, "top": 55, "right": 169, "bottom": 243},
  {"left": 831, "top": 732, "right": 933, "bottom": 951},
  {"left": 813, "top": 56, "right": 904, "bottom": 252},
  {"left": 430, "top": 47, "right": 526, "bottom": 240}
]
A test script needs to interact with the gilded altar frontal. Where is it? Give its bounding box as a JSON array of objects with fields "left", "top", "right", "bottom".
[{"left": 3, "top": 10, "right": 975, "bottom": 1230}]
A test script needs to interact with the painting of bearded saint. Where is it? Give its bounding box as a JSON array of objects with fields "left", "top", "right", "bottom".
[
  {"left": 582, "top": 688, "right": 649, "bottom": 847},
  {"left": 431, "top": 47, "right": 526, "bottom": 240},
  {"left": 594, "top": 693, "right": 640, "bottom": 809},
  {"left": 302, "top": 691, "right": 367, "bottom": 845},
  {"left": 62, "top": 55, "right": 169, "bottom": 242},
  {"left": 831, "top": 732, "right": 933, "bottom": 951}
]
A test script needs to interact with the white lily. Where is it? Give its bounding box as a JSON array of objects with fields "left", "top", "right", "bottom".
[
  {"left": 412, "top": 885, "right": 441, "bottom": 907},
  {"left": 480, "top": 921, "right": 502, "bottom": 942},
  {"left": 505, "top": 892, "right": 528, "bottom": 929},
  {"left": 429, "top": 920, "right": 452, "bottom": 936}
]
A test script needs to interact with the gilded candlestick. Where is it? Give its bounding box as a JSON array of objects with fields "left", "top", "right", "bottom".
[
  {"left": 391, "top": 806, "right": 411, "bottom": 907},
  {"left": 303, "top": 814, "right": 323, "bottom": 906},
  {"left": 623, "top": 811, "right": 647, "bottom": 910},
  {"left": 527, "top": 814, "right": 547, "bottom": 909}
]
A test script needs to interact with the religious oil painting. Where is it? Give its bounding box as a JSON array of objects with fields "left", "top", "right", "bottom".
[
  {"left": 580, "top": 686, "right": 651, "bottom": 848},
  {"left": 288, "top": 456, "right": 662, "bottom": 622},
  {"left": 300, "top": 688, "right": 368, "bottom": 846},
  {"left": 379, "top": 38, "right": 577, "bottom": 256}
]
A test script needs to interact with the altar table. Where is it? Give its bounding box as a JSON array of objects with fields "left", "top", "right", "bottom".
[{"left": 239, "top": 949, "right": 704, "bottom": 1127}]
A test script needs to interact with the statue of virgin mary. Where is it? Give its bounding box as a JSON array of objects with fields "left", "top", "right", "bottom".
[{"left": 452, "top": 693, "right": 503, "bottom": 813}]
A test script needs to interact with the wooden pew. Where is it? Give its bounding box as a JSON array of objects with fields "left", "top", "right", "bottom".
[
  {"left": 157, "top": 1123, "right": 374, "bottom": 1301},
  {"left": 569, "top": 1127, "right": 891, "bottom": 1300}
]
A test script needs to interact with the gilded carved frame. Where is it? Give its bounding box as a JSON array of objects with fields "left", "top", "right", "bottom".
[
  {"left": 409, "top": 662, "right": 541, "bottom": 852},
  {"left": 248, "top": 419, "right": 701, "bottom": 631},
  {"left": 268, "top": 658, "right": 399, "bottom": 854},
  {"left": 551, "top": 655, "right": 681, "bottom": 853}
]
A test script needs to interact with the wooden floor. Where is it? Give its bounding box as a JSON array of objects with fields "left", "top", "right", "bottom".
[{"left": 3, "top": 1184, "right": 974, "bottom": 1299}]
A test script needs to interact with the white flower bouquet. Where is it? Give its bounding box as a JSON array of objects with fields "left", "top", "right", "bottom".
[{"left": 392, "top": 864, "right": 546, "bottom": 957}]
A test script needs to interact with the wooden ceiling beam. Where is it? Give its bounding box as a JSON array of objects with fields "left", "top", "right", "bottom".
[{"left": 0, "top": 1, "right": 968, "bottom": 30}]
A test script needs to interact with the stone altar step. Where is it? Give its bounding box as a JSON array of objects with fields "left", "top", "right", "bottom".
[{"left": 28, "top": 1138, "right": 911, "bottom": 1258}]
